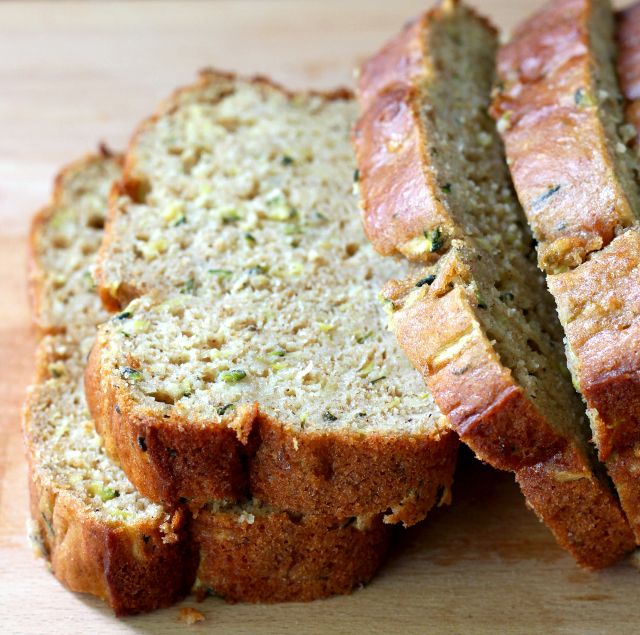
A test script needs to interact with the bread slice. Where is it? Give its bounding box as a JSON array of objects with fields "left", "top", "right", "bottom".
[
  {"left": 353, "top": 0, "right": 634, "bottom": 567},
  {"left": 492, "top": 0, "right": 640, "bottom": 540},
  {"left": 87, "top": 71, "right": 458, "bottom": 525},
  {"left": 25, "top": 151, "right": 391, "bottom": 613},
  {"left": 26, "top": 151, "right": 197, "bottom": 614}
]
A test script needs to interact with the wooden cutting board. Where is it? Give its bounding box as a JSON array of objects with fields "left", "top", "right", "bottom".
[{"left": 0, "top": 2, "right": 636, "bottom": 633}]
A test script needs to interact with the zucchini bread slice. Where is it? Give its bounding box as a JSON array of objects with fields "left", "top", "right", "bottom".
[
  {"left": 88, "top": 71, "right": 458, "bottom": 524},
  {"left": 25, "top": 151, "right": 391, "bottom": 613},
  {"left": 353, "top": 0, "right": 634, "bottom": 567},
  {"left": 492, "top": 0, "right": 640, "bottom": 539}
]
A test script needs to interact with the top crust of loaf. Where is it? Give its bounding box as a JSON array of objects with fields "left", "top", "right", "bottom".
[
  {"left": 354, "top": 0, "right": 634, "bottom": 567},
  {"left": 491, "top": 0, "right": 640, "bottom": 274},
  {"left": 85, "top": 71, "right": 458, "bottom": 523}
]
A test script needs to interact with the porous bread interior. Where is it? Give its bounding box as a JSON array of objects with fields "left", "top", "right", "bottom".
[
  {"left": 26, "top": 334, "right": 169, "bottom": 525},
  {"left": 399, "top": 1, "right": 588, "bottom": 445},
  {"left": 96, "top": 77, "right": 447, "bottom": 436},
  {"left": 34, "top": 157, "right": 120, "bottom": 332},
  {"left": 590, "top": 0, "right": 640, "bottom": 229},
  {"left": 26, "top": 155, "right": 172, "bottom": 527}
]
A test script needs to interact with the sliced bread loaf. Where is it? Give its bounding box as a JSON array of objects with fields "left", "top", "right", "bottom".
[
  {"left": 353, "top": 0, "right": 634, "bottom": 567},
  {"left": 492, "top": 0, "right": 640, "bottom": 539},
  {"left": 25, "top": 151, "right": 391, "bottom": 612},
  {"left": 88, "top": 71, "right": 458, "bottom": 524}
]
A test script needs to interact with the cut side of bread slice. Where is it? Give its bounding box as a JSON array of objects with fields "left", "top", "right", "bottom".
[
  {"left": 492, "top": 0, "right": 640, "bottom": 540},
  {"left": 25, "top": 151, "right": 391, "bottom": 613},
  {"left": 26, "top": 151, "right": 197, "bottom": 615},
  {"left": 353, "top": 0, "right": 634, "bottom": 567},
  {"left": 87, "top": 71, "right": 459, "bottom": 525}
]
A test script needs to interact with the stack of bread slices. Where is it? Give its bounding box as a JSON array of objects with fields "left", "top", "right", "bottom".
[{"left": 23, "top": 0, "right": 640, "bottom": 615}]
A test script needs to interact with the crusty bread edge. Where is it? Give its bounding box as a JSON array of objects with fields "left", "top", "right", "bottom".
[
  {"left": 86, "top": 326, "right": 458, "bottom": 525},
  {"left": 353, "top": 2, "right": 635, "bottom": 567}
]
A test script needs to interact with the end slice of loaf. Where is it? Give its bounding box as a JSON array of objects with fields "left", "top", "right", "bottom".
[
  {"left": 25, "top": 152, "right": 391, "bottom": 613},
  {"left": 354, "top": 0, "right": 634, "bottom": 567},
  {"left": 493, "top": 0, "right": 640, "bottom": 541},
  {"left": 87, "top": 71, "right": 459, "bottom": 525}
]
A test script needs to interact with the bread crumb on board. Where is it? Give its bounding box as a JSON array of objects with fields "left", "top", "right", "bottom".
[{"left": 178, "top": 607, "right": 205, "bottom": 625}]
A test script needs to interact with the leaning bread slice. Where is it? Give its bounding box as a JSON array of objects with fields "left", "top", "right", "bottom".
[
  {"left": 354, "top": 0, "right": 633, "bottom": 567},
  {"left": 492, "top": 0, "right": 640, "bottom": 540},
  {"left": 88, "top": 71, "right": 458, "bottom": 524},
  {"left": 25, "top": 151, "right": 392, "bottom": 612}
]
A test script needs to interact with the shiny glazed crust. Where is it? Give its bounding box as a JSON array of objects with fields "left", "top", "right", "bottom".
[
  {"left": 387, "top": 278, "right": 633, "bottom": 568},
  {"left": 85, "top": 342, "right": 458, "bottom": 524},
  {"left": 353, "top": 0, "right": 634, "bottom": 567},
  {"left": 194, "top": 511, "right": 391, "bottom": 603},
  {"left": 491, "top": 0, "right": 639, "bottom": 274}
]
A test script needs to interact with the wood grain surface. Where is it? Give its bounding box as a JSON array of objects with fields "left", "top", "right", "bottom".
[{"left": 0, "top": 1, "right": 636, "bottom": 633}]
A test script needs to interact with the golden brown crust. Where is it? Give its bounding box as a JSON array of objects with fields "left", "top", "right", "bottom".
[
  {"left": 86, "top": 333, "right": 458, "bottom": 523},
  {"left": 491, "top": 0, "right": 640, "bottom": 542},
  {"left": 84, "top": 343, "right": 249, "bottom": 504},
  {"left": 516, "top": 445, "right": 636, "bottom": 570},
  {"left": 353, "top": 83, "right": 458, "bottom": 260},
  {"left": 354, "top": 2, "right": 634, "bottom": 566},
  {"left": 26, "top": 153, "right": 197, "bottom": 616},
  {"left": 549, "top": 228, "right": 640, "bottom": 535},
  {"left": 618, "top": 3, "right": 640, "bottom": 147},
  {"left": 249, "top": 413, "right": 458, "bottom": 524},
  {"left": 194, "top": 510, "right": 391, "bottom": 603},
  {"left": 353, "top": 1, "right": 496, "bottom": 261},
  {"left": 491, "top": 0, "right": 637, "bottom": 274},
  {"left": 386, "top": 280, "right": 634, "bottom": 566}
]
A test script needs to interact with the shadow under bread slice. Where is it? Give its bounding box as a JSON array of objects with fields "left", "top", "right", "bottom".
[
  {"left": 25, "top": 152, "right": 392, "bottom": 613},
  {"left": 86, "top": 71, "right": 459, "bottom": 524},
  {"left": 353, "top": 0, "right": 633, "bottom": 567},
  {"left": 492, "top": 0, "right": 640, "bottom": 540}
]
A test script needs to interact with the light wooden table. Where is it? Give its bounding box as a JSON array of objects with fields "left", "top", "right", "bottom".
[{"left": 0, "top": 2, "right": 636, "bottom": 633}]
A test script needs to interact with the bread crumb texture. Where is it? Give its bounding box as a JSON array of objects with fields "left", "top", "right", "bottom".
[{"left": 97, "top": 74, "right": 445, "bottom": 435}]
